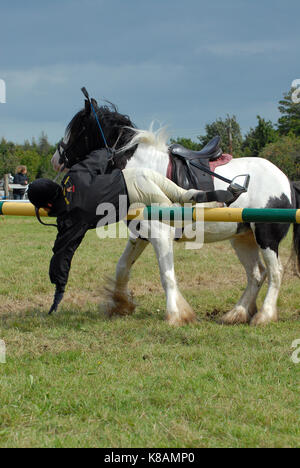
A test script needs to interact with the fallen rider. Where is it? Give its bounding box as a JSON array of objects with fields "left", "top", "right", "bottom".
[{"left": 28, "top": 148, "right": 238, "bottom": 314}]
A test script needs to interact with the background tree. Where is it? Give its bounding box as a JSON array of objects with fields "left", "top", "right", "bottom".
[
  {"left": 36, "top": 153, "right": 57, "bottom": 179},
  {"left": 169, "top": 137, "right": 202, "bottom": 151},
  {"left": 258, "top": 134, "right": 300, "bottom": 180},
  {"left": 0, "top": 133, "right": 57, "bottom": 181},
  {"left": 242, "top": 115, "right": 277, "bottom": 157},
  {"left": 0, "top": 138, "right": 19, "bottom": 175},
  {"left": 198, "top": 115, "right": 243, "bottom": 156},
  {"left": 14, "top": 147, "right": 42, "bottom": 180},
  {"left": 38, "top": 131, "right": 52, "bottom": 155},
  {"left": 277, "top": 89, "right": 300, "bottom": 136}
]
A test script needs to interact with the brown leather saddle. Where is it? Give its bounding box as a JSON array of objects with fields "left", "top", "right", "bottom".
[{"left": 168, "top": 136, "right": 222, "bottom": 191}]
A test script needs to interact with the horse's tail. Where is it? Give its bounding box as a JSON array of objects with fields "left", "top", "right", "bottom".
[{"left": 292, "top": 181, "right": 300, "bottom": 274}]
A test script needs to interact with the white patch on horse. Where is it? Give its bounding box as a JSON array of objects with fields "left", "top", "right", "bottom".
[
  {"left": 214, "top": 157, "right": 292, "bottom": 208},
  {"left": 250, "top": 247, "right": 283, "bottom": 326},
  {"left": 51, "top": 130, "right": 71, "bottom": 171},
  {"left": 221, "top": 232, "right": 267, "bottom": 324}
]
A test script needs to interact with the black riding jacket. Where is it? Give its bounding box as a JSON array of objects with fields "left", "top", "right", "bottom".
[
  {"left": 49, "top": 150, "right": 129, "bottom": 291},
  {"left": 13, "top": 172, "right": 28, "bottom": 195}
]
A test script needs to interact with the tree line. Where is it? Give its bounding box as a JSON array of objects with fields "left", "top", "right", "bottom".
[
  {"left": 0, "top": 131, "right": 57, "bottom": 181},
  {"left": 173, "top": 88, "right": 300, "bottom": 180},
  {"left": 1, "top": 87, "right": 300, "bottom": 182}
]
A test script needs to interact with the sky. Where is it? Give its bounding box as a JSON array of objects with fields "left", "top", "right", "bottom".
[{"left": 0, "top": 0, "right": 300, "bottom": 144}]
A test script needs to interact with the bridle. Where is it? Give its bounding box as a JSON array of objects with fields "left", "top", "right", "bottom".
[
  {"left": 57, "top": 126, "right": 88, "bottom": 168},
  {"left": 56, "top": 87, "right": 112, "bottom": 169}
]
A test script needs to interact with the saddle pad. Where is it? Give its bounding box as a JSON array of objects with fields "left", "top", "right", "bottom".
[{"left": 209, "top": 153, "right": 232, "bottom": 175}]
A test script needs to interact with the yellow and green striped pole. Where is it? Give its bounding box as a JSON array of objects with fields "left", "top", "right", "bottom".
[
  {"left": 0, "top": 201, "right": 48, "bottom": 218},
  {"left": 127, "top": 206, "right": 300, "bottom": 224},
  {"left": 1, "top": 201, "right": 300, "bottom": 224}
]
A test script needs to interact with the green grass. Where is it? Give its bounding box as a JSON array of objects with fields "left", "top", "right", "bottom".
[{"left": 0, "top": 216, "right": 299, "bottom": 447}]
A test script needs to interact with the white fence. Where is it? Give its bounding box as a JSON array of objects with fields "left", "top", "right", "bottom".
[{"left": 0, "top": 181, "right": 28, "bottom": 200}]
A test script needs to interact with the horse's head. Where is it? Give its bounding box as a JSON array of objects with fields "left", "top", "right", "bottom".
[{"left": 51, "top": 93, "right": 137, "bottom": 171}]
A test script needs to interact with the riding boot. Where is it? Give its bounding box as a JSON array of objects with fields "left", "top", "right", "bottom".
[{"left": 191, "top": 189, "right": 240, "bottom": 205}]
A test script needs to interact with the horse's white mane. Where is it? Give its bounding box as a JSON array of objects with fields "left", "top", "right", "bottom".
[{"left": 118, "top": 123, "right": 169, "bottom": 154}]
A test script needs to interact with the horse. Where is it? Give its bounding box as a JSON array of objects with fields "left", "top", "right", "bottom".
[{"left": 51, "top": 97, "right": 300, "bottom": 326}]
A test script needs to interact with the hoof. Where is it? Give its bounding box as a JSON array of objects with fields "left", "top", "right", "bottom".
[
  {"left": 101, "top": 278, "right": 136, "bottom": 317},
  {"left": 166, "top": 294, "right": 197, "bottom": 326},
  {"left": 101, "top": 293, "right": 136, "bottom": 318},
  {"left": 220, "top": 307, "right": 251, "bottom": 325},
  {"left": 250, "top": 311, "right": 278, "bottom": 326},
  {"left": 166, "top": 311, "right": 197, "bottom": 326}
]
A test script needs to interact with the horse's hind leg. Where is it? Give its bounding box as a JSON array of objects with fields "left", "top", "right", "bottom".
[
  {"left": 250, "top": 223, "right": 287, "bottom": 326},
  {"left": 103, "top": 235, "right": 149, "bottom": 317},
  {"left": 221, "top": 232, "right": 267, "bottom": 325}
]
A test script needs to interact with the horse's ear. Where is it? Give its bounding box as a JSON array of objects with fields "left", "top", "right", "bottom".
[
  {"left": 91, "top": 98, "right": 98, "bottom": 109},
  {"left": 84, "top": 99, "right": 91, "bottom": 115}
]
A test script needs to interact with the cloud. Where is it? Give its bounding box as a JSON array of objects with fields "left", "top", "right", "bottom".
[
  {"left": 0, "top": 61, "right": 189, "bottom": 142},
  {"left": 198, "top": 39, "right": 293, "bottom": 57},
  {"left": 1, "top": 61, "right": 186, "bottom": 98},
  {"left": 3, "top": 66, "right": 68, "bottom": 90}
]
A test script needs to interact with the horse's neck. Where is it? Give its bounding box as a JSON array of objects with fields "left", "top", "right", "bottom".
[{"left": 125, "top": 143, "right": 169, "bottom": 176}]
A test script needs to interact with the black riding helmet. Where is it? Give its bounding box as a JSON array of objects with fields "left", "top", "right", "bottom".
[{"left": 28, "top": 179, "right": 67, "bottom": 217}]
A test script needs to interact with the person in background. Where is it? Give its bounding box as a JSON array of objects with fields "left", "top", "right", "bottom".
[{"left": 13, "top": 166, "right": 29, "bottom": 200}]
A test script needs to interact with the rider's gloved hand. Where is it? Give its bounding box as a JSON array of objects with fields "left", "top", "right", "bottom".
[{"left": 194, "top": 190, "right": 235, "bottom": 204}]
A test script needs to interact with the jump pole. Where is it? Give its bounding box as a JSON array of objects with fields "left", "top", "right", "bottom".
[
  {"left": 127, "top": 206, "right": 300, "bottom": 224},
  {"left": 1, "top": 201, "right": 300, "bottom": 224},
  {"left": 0, "top": 201, "right": 48, "bottom": 217}
]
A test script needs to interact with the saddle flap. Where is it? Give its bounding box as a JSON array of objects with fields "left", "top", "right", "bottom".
[{"left": 169, "top": 156, "right": 214, "bottom": 191}]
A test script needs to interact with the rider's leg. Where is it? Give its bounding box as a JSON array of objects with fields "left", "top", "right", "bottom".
[{"left": 122, "top": 168, "right": 232, "bottom": 206}]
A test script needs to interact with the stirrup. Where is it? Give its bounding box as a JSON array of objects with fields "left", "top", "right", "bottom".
[{"left": 226, "top": 174, "right": 250, "bottom": 206}]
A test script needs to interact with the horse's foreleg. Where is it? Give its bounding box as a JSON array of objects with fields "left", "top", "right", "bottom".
[
  {"left": 103, "top": 236, "right": 148, "bottom": 317},
  {"left": 150, "top": 223, "right": 196, "bottom": 326},
  {"left": 221, "top": 233, "right": 267, "bottom": 325}
]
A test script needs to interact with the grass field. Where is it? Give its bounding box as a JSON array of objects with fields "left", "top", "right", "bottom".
[{"left": 0, "top": 216, "right": 299, "bottom": 448}]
